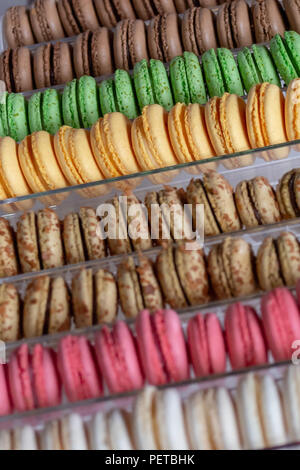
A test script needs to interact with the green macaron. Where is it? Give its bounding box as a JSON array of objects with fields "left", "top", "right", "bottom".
[
  {"left": 0, "top": 91, "right": 9, "bottom": 137},
  {"left": 202, "top": 49, "right": 225, "bottom": 98},
  {"left": 252, "top": 45, "right": 281, "bottom": 87},
  {"left": 284, "top": 31, "right": 300, "bottom": 76},
  {"left": 7, "top": 93, "right": 29, "bottom": 141},
  {"left": 133, "top": 59, "right": 155, "bottom": 112},
  {"left": 237, "top": 47, "right": 262, "bottom": 93},
  {"left": 28, "top": 92, "right": 43, "bottom": 133},
  {"left": 77, "top": 75, "right": 100, "bottom": 128},
  {"left": 169, "top": 56, "right": 191, "bottom": 104},
  {"left": 62, "top": 79, "right": 81, "bottom": 129},
  {"left": 42, "top": 89, "right": 63, "bottom": 135},
  {"left": 99, "top": 79, "right": 118, "bottom": 116},
  {"left": 114, "top": 69, "right": 138, "bottom": 120},
  {"left": 183, "top": 52, "right": 207, "bottom": 104},
  {"left": 149, "top": 59, "right": 174, "bottom": 111},
  {"left": 217, "top": 48, "right": 244, "bottom": 96},
  {"left": 270, "top": 34, "right": 298, "bottom": 86}
]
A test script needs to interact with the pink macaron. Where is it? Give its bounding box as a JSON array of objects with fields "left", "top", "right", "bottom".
[
  {"left": 57, "top": 335, "right": 103, "bottom": 402},
  {"left": 225, "top": 303, "right": 268, "bottom": 369},
  {"left": 95, "top": 321, "right": 144, "bottom": 394},
  {"left": 261, "top": 287, "right": 300, "bottom": 361},
  {"left": 135, "top": 309, "right": 189, "bottom": 386},
  {"left": 0, "top": 364, "right": 11, "bottom": 416},
  {"left": 32, "top": 344, "right": 61, "bottom": 409},
  {"left": 187, "top": 313, "right": 226, "bottom": 377},
  {"left": 8, "top": 343, "right": 35, "bottom": 412}
]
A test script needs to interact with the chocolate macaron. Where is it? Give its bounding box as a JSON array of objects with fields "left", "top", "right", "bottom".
[
  {"left": 74, "top": 29, "right": 114, "bottom": 78},
  {"left": 114, "top": 19, "right": 149, "bottom": 71},
  {"left": 182, "top": 7, "right": 218, "bottom": 55},
  {"left": 0, "top": 48, "right": 33, "bottom": 93},
  {"left": 276, "top": 169, "right": 300, "bottom": 219},
  {"left": 133, "top": 0, "right": 176, "bottom": 21},
  {"left": 175, "top": 1, "right": 219, "bottom": 13},
  {"left": 252, "top": 0, "right": 287, "bottom": 43},
  {"left": 283, "top": 0, "right": 300, "bottom": 34},
  {"left": 4, "top": 6, "right": 35, "bottom": 48},
  {"left": 57, "top": 0, "right": 99, "bottom": 37},
  {"left": 33, "top": 42, "right": 74, "bottom": 89},
  {"left": 147, "top": 13, "right": 183, "bottom": 62},
  {"left": 94, "top": 0, "right": 136, "bottom": 28},
  {"left": 30, "top": 0, "right": 65, "bottom": 43},
  {"left": 217, "top": 0, "right": 253, "bottom": 49}
]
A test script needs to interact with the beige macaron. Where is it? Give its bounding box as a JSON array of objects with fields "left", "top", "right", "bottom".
[
  {"left": 0, "top": 218, "right": 18, "bottom": 278},
  {"left": 23, "top": 276, "right": 50, "bottom": 338},
  {"left": 48, "top": 277, "right": 71, "bottom": 334},
  {"left": 62, "top": 213, "right": 85, "bottom": 265},
  {"left": 37, "top": 209, "right": 64, "bottom": 270},
  {"left": 72, "top": 269, "right": 93, "bottom": 329},
  {"left": 0, "top": 283, "right": 20, "bottom": 342},
  {"left": 16, "top": 212, "right": 40, "bottom": 273},
  {"left": 94, "top": 269, "right": 118, "bottom": 324}
]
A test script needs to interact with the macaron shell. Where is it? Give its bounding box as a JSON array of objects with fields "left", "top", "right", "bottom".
[
  {"left": 256, "top": 236, "right": 284, "bottom": 291},
  {"left": 0, "top": 365, "right": 11, "bottom": 416},
  {"left": 270, "top": 34, "right": 298, "bottom": 86},
  {"left": 115, "top": 69, "right": 139, "bottom": 120},
  {"left": 8, "top": 344, "right": 34, "bottom": 412},
  {"left": 202, "top": 49, "right": 225, "bottom": 99},
  {"left": 237, "top": 47, "right": 262, "bottom": 94},
  {"left": 252, "top": 45, "right": 281, "bottom": 87},
  {"left": 0, "top": 92, "right": 9, "bottom": 138},
  {"left": 16, "top": 212, "right": 40, "bottom": 273},
  {"left": 91, "top": 28, "right": 114, "bottom": 77},
  {"left": 52, "top": 42, "right": 74, "bottom": 87},
  {"left": 0, "top": 221, "right": 18, "bottom": 278},
  {"left": 12, "top": 47, "right": 33, "bottom": 93},
  {"left": 77, "top": 76, "right": 100, "bottom": 129},
  {"left": 33, "top": 44, "right": 51, "bottom": 90},
  {"left": 42, "top": 89, "right": 63, "bottom": 135},
  {"left": 0, "top": 282, "right": 19, "bottom": 342},
  {"left": 285, "top": 78, "right": 300, "bottom": 142},
  {"left": 18, "top": 136, "right": 49, "bottom": 194},
  {"left": 54, "top": 125, "right": 83, "bottom": 186},
  {"left": 277, "top": 231, "right": 300, "bottom": 286},
  {"left": 156, "top": 246, "right": 187, "bottom": 309},
  {"left": 4, "top": 6, "right": 35, "bottom": 48},
  {"left": 149, "top": 59, "right": 174, "bottom": 111},
  {"left": 284, "top": 0, "right": 300, "bottom": 34},
  {"left": 7, "top": 93, "right": 29, "bottom": 142},
  {"left": 71, "top": 269, "right": 93, "bottom": 328},
  {"left": 184, "top": 103, "right": 216, "bottom": 164},
  {"left": 99, "top": 79, "right": 118, "bottom": 116},
  {"left": 0, "top": 137, "right": 31, "bottom": 199},
  {"left": 30, "top": 0, "right": 65, "bottom": 42},
  {"left": 169, "top": 56, "right": 191, "bottom": 104},
  {"left": 37, "top": 208, "right": 64, "bottom": 270},
  {"left": 94, "top": 269, "right": 118, "bottom": 324},
  {"left": 28, "top": 92, "right": 43, "bottom": 134},
  {"left": 133, "top": 59, "right": 155, "bottom": 111},
  {"left": 23, "top": 276, "right": 49, "bottom": 338},
  {"left": 183, "top": 52, "right": 207, "bottom": 105},
  {"left": 48, "top": 277, "right": 71, "bottom": 334},
  {"left": 253, "top": 0, "right": 286, "bottom": 43},
  {"left": 32, "top": 344, "right": 61, "bottom": 408},
  {"left": 62, "top": 80, "right": 81, "bottom": 129},
  {"left": 168, "top": 103, "right": 195, "bottom": 164},
  {"left": 217, "top": 48, "right": 244, "bottom": 96},
  {"left": 186, "top": 178, "right": 220, "bottom": 237}
]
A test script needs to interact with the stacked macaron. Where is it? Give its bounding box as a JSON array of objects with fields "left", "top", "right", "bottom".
[
  {"left": 4, "top": 0, "right": 296, "bottom": 53},
  {"left": 3, "top": 363, "right": 300, "bottom": 450},
  {"left": 2, "top": 288, "right": 300, "bottom": 424}
]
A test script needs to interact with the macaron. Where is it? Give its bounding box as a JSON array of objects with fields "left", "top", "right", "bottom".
[
  {"left": 181, "top": 7, "right": 217, "bottom": 55},
  {"left": 252, "top": 0, "right": 286, "bottom": 43},
  {"left": 62, "top": 213, "right": 86, "bottom": 266},
  {"left": 132, "top": 0, "right": 176, "bottom": 20},
  {"left": 114, "top": 19, "right": 148, "bottom": 70},
  {"left": 276, "top": 168, "right": 300, "bottom": 218},
  {"left": 99, "top": 79, "right": 118, "bottom": 116},
  {"left": 71, "top": 269, "right": 93, "bottom": 328},
  {"left": 73, "top": 28, "right": 114, "bottom": 79},
  {"left": 149, "top": 59, "right": 174, "bottom": 111},
  {"left": 77, "top": 75, "right": 100, "bottom": 128},
  {"left": 4, "top": 6, "right": 35, "bottom": 48},
  {"left": 0, "top": 364, "right": 11, "bottom": 416},
  {"left": 0, "top": 218, "right": 18, "bottom": 278},
  {"left": 57, "top": 335, "right": 102, "bottom": 402},
  {"left": 91, "top": 112, "right": 140, "bottom": 179},
  {"left": 237, "top": 47, "right": 262, "bottom": 94},
  {"left": 29, "top": 89, "right": 63, "bottom": 135},
  {"left": 252, "top": 45, "right": 281, "bottom": 87},
  {"left": 0, "top": 47, "right": 33, "bottom": 93},
  {"left": 205, "top": 93, "right": 252, "bottom": 169},
  {"left": 282, "top": 365, "right": 300, "bottom": 442},
  {"left": 207, "top": 237, "right": 257, "bottom": 300},
  {"left": 202, "top": 49, "right": 225, "bottom": 98},
  {"left": 7, "top": 93, "right": 29, "bottom": 142},
  {"left": 37, "top": 208, "right": 65, "bottom": 270},
  {"left": 217, "top": 0, "right": 253, "bottom": 49},
  {"left": 131, "top": 104, "right": 178, "bottom": 173},
  {"left": 270, "top": 34, "right": 298, "bottom": 86},
  {"left": 30, "top": 0, "right": 65, "bottom": 43},
  {"left": 133, "top": 59, "right": 156, "bottom": 111},
  {"left": 246, "top": 83, "right": 288, "bottom": 161},
  {"left": 62, "top": 79, "right": 81, "bottom": 128},
  {"left": 0, "top": 137, "right": 31, "bottom": 200},
  {"left": 147, "top": 13, "right": 183, "bottom": 63},
  {"left": 95, "top": 321, "right": 144, "bottom": 394},
  {"left": 217, "top": 48, "right": 244, "bottom": 96},
  {"left": 261, "top": 287, "right": 300, "bottom": 361},
  {"left": 33, "top": 42, "right": 74, "bottom": 90},
  {"left": 79, "top": 207, "right": 106, "bottom": 261},
  {"left": 183, "top": 52, "right": 207, "bottom": 105},
  {"left": 225, "top": 303, "right": 268, "bottom": 370},
  {"left": 284, "top": 0, "right": 300, "bottom": 35},
  {"left": 95, "top": 0, "right": 136, "bottom": 27},
  {"left": 57, "top": 0, "right": 99, "bottom": 36},
  {"left": 186, "top": 171, "right": 241, "bottom": 236},
  {"left": 114, "top": 69, "right": 139, "bottom": 120},
  {"left": 284, "top": 31, "right": 300, "bottom": 76},
  {"left": 16, "top": 212, "right": 41, "bottom": 273},
  {"left": 0, "top": 91, "right": 9, "bottom": 138},
  {"left": 169, "top": 56, "right": 191, "bottom": 104},
  {"left": 256, "top": 231, "right": 300, "bottom": 291},
  {"left": 235, "top": 176, "right": 281, "bottom": 228},
  {"left": 187, "top": 313, "right": 226, "bottom": 378},
  {"left": 94, "top": 269, "right": 118, "bottom": 324},
  {"left": 0, "top": 284, "right": 19, "bottom": 342},
  {"left": 136, "top": 309, "right": 189, "bottom": 386}
]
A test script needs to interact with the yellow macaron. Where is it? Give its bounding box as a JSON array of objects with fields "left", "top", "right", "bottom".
[
  {"left": 205, "top": 93, "right": 253, "bottom": 169},
  {"left": 0, "top": 137, "right": 31, "bottom": 200},
  {"left": 246, "top": 83, "right": 288, "bottom": 161},
  {"left": 285, "top": 78, "right": 300, "bottom": 151}
]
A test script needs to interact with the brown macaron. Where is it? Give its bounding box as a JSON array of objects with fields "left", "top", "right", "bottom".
[
  {"left": 252, "top": 0, "right": 287, "bottom": 43},
  {"left": 73, "top": 29, "right": 114, "bottom": 79},
  {"left": 0, "top": 48, "right": 33, "bottom": 93},
  {"left": 0, "top": 218, "right": 18, "bottom": 278},
  {"left": 276, "top": 169, "right": 300, "bottom": 219},
  {"left": 94, "top": 0, "right": 136, "bottom": 28},
  {"left": 16, "top": 212, "right": 41, "bottom": 274},
  {"left": 104, "top": 196, "right": 132, "bottom": 256},
  {"left": 62, "top": 213, "right": 85, "bottom": 265},
  {"left": 147, "top": 13, "right": 183, "bottom": 62},
  {"left": 283, "top": 0, "right": 300, "bottom": 34},
  {"left": 207, "top": 237, "right": 257, "bottom": 300},
  {"left": 133, "top": 0, "right": 176, "bottom": 20},
  {"left": 256, "top": 232, "right": 300, "bottom": 291},
  {"left": 235, "top": 176, "right": 281, "bottom": 229},
  {"left": 37, "top": 208, "right": 64, "bottom": 270},
  {"left": 175, "top": 1, "right": 219, "bottom": 13},
  {"left": 117, "top": 256, "right": 145, "bottom": 318},
  {"left": 114, "top": 19, "right": 149, "bottom": 71},
  {"left": 136, "top": 253, "right": 164, "bottom": 312},
  {"left": 182, "top": 7, "right": 218, "bottom": 55},
  {"left": 30, "top": 0, "right": 65, "bottom": 43},
  {"left": 57, "top": 0, "right": 99, "bottom": 37},
  {"left": 33, "top": 42, "right": 74, "bottom": 89},
  {"left": 0, "top": 283, "right": 20, "bottom": 343},
  {"left": 4, "top": 6, "right": 35, "bottom": 48},
  {"left": 217, "top": 0, "right": 253, "bottom": 49},
  {"left": 94, "top": 269, "right": 118, "bottom": 324},
  {"left": 126, "top": 191, "right": 153, "bottom": 252}
]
